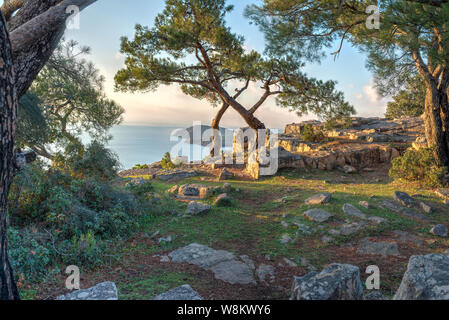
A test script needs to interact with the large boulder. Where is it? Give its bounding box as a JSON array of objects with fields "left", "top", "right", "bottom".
[
  {"left": 153, "top": 285, "right": 203, "bottom": 300},
  {"left": 290, "top": 264, "right": 363, "bottom": 300},
  {"left": 55, "top": 282, "right": 118, "bottom": 300},
  {"left": 394, "top": 254, "right": 449, "bottom": 300}
]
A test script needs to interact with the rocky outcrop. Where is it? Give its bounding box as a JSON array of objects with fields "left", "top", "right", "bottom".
[
  {"left": 290, "top": 264, "right": 363, "bottom": 300},
  {"left": 56, "top": 282, "right": 118, "bottom": 300},
  {"left": 153, "top": 285, "right": 203, "bottom": 300},
  {"left": 394, "top": 254, "right": 449, "bottom": 300}
]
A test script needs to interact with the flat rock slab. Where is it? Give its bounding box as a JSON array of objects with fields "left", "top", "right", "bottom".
[
  {"left": 169, "top": 243, "right": 256, "bottom": 285},
  {"left": 186, "top": 201, "right": 211, "bottom": 215},
  {"left": 393, "top": 230, "right": 424, "bottom": 246},
  {"left": 357, "top": 238, "right": 399, "bottom": 257},
  {"left": 153, "top": 285, "right": 203, "bottom": 300},
  {"left": 343, "top": 204, "right": 367, "bottom": 219},
  {"left": 304, "top": 209, "right": 333, "bottom": 223},
  {"left": 381, "top": 200, "right": 430, "bottom": 221},
  {"left": 305, "top": 193, "right": 332, "bottom": 205},
  {"left": 55, "top": 282, "right": 118, "bottom": 300},
  {"left": 394, "top": 254, "right": 449, "bottom": 300}
]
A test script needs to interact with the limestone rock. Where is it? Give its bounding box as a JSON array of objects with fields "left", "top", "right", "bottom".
[
  {"left": 420, "top": 202, "right": 434, "bottom": 214},
  {"left": 304, "top": 193, "right": 332, "bottom": 205},
  {"left": 431, "top": 224, "right": 448, "bottom": 238},
  {"left": 343, "top": 204, "right": 367, "bottom": 219},
  {"left": 304, "top": 209, "right": 333, "bottom": 223},
  {"left": 153, "top": 285, "right": 203, "bottom": 300},
  {"left": 56, "top": 282, "right": 118, "bottom": 300},
  {"left": 394, "top": 254, "right": 449, "bottom": 300},
  {"left": 359, "top": 201, "right": 370, "bottom": 209},
  {"left": 394, "top": 191, "right": 416, "bottom": 208},
  {"left": 167, "top": 185, "right": 179, "bottom": 195},
  {"left": 186, "top": 201, "right": 211, "bottom": 215},
  {"left": 290, "top": 264, "right": 363, "bottom": 300},
  {"left": 169, "top": 243, "right": 256, "bottom": 285},
  {"left": 217, "top": 168, "right": 233, "bottom": 181},
  {"left": 357, "top": 238, "right": 399, "bottom": 257},
  {"left": 257, "top": 264, "right": 276, "bottom": 283}
]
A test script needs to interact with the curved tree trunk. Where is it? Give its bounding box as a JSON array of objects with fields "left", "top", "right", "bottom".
[
  {"left": 210, "top": 103, "right": 229, "bottom": 157},
  {"left": 0, "top": 12, "right": 20, "bottom": 300}
]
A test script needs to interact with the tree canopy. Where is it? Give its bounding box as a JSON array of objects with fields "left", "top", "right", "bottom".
[
  {"left": 385, "top": 75, "right": 426, "bottom": 119},
  {"left": 115, "top": 0, "right": 354, "bottom": 131},
  {"left": 20, "top": 40, "right": 124, "bottom": 159},
  {"left": 246, "top": 0, "right": 449, "bottom": 166}
]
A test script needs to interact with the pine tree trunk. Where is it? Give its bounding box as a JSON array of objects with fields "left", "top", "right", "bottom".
[
  {"left": 0, "top": 12, "right": 20, "bottom": 300},
  {"left": 210, "top": 103, "right": 229, "bottom": 157},
  {"left": 424, "top": 81, "right": 449, "bottom": 168}
]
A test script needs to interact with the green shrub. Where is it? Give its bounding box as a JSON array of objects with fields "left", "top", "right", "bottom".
[
  {"left": 132, "top": 164, "right": 149, "bottom": 170},
  {"left": 301, "top": 125, "right": 326, "bottom": 142},
  {"left": 161, "top": 152, "right": 176, "bottom": 170},
  {"left": 8, "top": 228, "right": 54, "bottom": 282},
  {"left": 389, "top": 147, "right": 447, "bottom": 187}
]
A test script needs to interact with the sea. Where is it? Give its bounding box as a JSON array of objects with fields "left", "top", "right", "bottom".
[{"left": 104, "top": 125, "right": 281, "bottom": 170}]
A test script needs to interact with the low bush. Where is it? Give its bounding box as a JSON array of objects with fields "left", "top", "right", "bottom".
[
  {"left": 160, "top": 152, "right": 176, "bottom": 170},
  {"left": 301, "top": 125, "right": 326, "bottom": 142},
  {"left": 389, "top": 147, "right": 447, "bottom": 187}
]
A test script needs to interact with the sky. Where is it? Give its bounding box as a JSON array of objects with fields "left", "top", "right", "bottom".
[{"left": 27, "top": 0, "right": 391, "bottom": 128}]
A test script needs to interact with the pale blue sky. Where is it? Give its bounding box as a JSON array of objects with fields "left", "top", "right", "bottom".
[{"left": 25, "top": 0, "right": 390, "bottom": 127}]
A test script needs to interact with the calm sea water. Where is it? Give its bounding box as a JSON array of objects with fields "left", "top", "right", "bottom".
[
  {"left": 107, "top": 125, "right": 224, "bottom": 170},
  {"left": 105, "top": 125, "right": 281, "bottom": 170}
]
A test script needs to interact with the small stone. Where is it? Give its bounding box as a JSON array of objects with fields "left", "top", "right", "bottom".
[
  {"left": 280, "top": 234, "right": 293, "bottom": 244},
  {"left": 420, "top": 202, "right": 434, "bottom": 214},
  {"left": 367, "top": 216, "right": 386, "bottom": 224},
  {"left": 431, "top": 224, "right": 448, "bottom": 238},
  {"left": 153, "top": 285, "right": 203, "bottom": 300},
  {"left": 281, "top": 221, "right": 289, "bottom": 228},
  {"left": 304, "top": 193, "right": 332, "bottom": 205},
  {"left": 342, "top": 165, "right": 357, "bottom": 174},
  {"left": 223, "top": 183, "right": 232, "bottom": 193},
  {"left": 160, "top": 255, "right": 170, "bottom": 263},
  {"left": 256, "top": 264, "right": 275, "bottom": 283},
  {"left": 343, "top": 203, "right": 367, "bottom": 219},
  {"left": 158, "top": 235, "right": 172, "bottom": 244},
  {"left": 186, "top": 201, "right": 211, "bottom": 215},
  {"left": 394, "top": 191, "right": 416, "bottom": 208},
  {"left": 321, "top": 235, "right": 333, "bottom": 243},
  {"left": 304, "top": 209, "right": 333, "bottom": 223},
  {"left": 283, "top": 258, "right": 298, "bottom": 267},
  {"left": 359, "top": 201, "right": 370, "bottom": 209}
]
